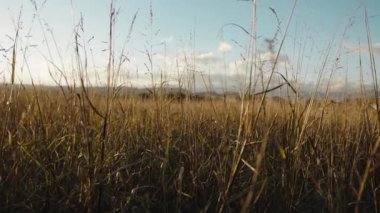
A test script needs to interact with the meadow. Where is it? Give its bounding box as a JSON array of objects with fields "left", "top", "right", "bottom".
[
  {"left": 1, "top": 0, "right": 379, "bottom": 212},
  {"left": 0, "top": 85, "right": 379, "bottom": 212}
]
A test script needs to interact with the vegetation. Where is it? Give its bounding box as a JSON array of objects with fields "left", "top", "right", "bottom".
[
  {"left": 0, "top": 0, "right": 379, "bottom": 212},
  {"left": 0, "top": 86, "right": 379, "bottom": 212}
]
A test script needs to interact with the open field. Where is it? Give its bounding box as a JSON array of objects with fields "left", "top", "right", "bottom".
[
  {"left": 0, "top": 86, "right": 379, "bottom": 212},
  {"left": 1, "top": 0, "right": 379, "bottom": 212}
]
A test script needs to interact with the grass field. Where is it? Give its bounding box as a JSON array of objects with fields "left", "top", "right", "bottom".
[
  {"left": 0, "top": 86, "right": 379, "bottom": 212},
  {"left": 1, "top": 1, "right": 379, "bottom": 212}
]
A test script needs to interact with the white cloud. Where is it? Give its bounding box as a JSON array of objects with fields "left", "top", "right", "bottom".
[
  {"left": 161, "top": 36, "right": 174, "bottom": 44},
  {"left": 259, "top": 51, "right": 289, "bottom": 63},
  {"left": 227, "top": 51, "right": 289, "bottom": 70},
  {"left": 153, "top": 51, "right": 220, "bottom": 67},
  {"left": 155, "top": 51, "right": 221, "bottom": 68},
  {"left": 196, "top": 52, "right": 214, "bottom": 60},
  {"left": 218, "top": 41, "right": 232, "bottom": 53},
  {"left": 260, "top": 52, "right": 275, "bottom": 62},
  {"left": 343, "top": 42, "right": 380, "bottom": 53}
]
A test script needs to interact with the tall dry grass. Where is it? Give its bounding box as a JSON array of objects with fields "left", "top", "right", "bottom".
[
  {"left": 0, "top": 1, "right": 379, "bottom": 212},
  {"left": 0, "top": 87, "right": 379, "bottom": 212}
]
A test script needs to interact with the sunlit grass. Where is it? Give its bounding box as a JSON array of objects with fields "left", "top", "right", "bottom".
[
  {"left": 0, "top": 1, "right": 379, "bottom": 212},
  {"left": 0, "top": 87, "right": 378, "bottom": 212}
]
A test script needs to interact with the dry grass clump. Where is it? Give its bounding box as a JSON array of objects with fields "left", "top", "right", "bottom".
[{"left": 0, "top": 87, "right": 378, "bottom": 212}]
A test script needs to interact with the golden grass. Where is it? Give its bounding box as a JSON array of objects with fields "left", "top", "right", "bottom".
[{"left": 0, "top": 87, "right": 378, "bottom": 212}]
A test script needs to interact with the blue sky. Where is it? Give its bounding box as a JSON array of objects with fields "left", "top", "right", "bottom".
[{"left": 0, "top": 0, "right": 379, "bottom": 93}]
